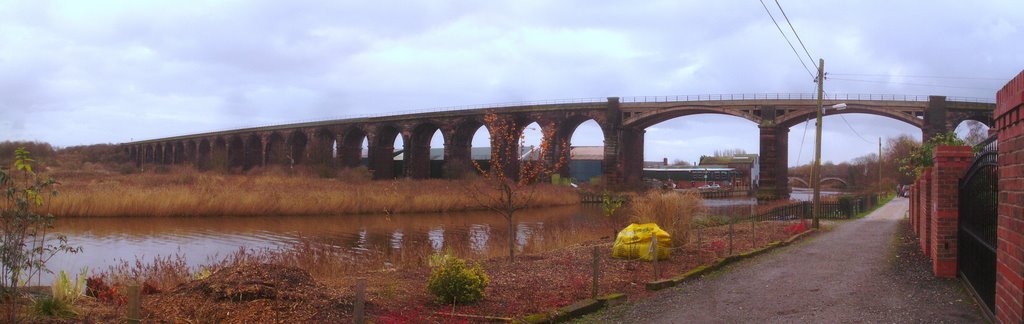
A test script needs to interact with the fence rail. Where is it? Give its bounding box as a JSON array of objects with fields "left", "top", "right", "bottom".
[{"left": 701, "top": 193, "right": 883, "bottom": 226}]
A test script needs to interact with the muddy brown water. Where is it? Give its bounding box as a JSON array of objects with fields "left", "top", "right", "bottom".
[
  {"left": 43, "top": 191, "right": 838, "bottom": 281},
  {"left": 45, "top": 205, "right": 613, "bottom": 278}
]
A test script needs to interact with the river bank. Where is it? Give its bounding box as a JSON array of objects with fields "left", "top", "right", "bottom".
[
  {"left": 12, "top": 215, "right": 806, "bottom": 322},
  {"left": 44, "top": 166, "right": 579, "bottom": 217}
]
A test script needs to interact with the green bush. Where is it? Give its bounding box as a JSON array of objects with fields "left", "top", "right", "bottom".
[
  {"left": 31, "top": 296, "right": 75, "bottom": 318},
  {"left": 426, "top": 254, "right": 489, "bottom": 304}
]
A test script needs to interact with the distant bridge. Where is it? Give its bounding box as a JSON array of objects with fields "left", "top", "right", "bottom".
[
  {"left": 123, "top": 93, "right": 994, "bottom": 199},
  {"left": 788, "top": 176, "right": 850, "bottom": 188}
]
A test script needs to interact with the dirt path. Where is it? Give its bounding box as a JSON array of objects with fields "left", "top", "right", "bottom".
[{"left": 583, "top": 198, "right": 983, "bottom": 323}]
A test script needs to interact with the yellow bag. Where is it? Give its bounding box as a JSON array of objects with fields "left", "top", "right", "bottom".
[{"left": 612, "top": 223, "right": 671, "bottom": 261}]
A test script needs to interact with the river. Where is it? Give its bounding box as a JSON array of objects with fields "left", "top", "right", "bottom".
[{"left": 44, "top": 189, "right": 843, "bottom": 279}]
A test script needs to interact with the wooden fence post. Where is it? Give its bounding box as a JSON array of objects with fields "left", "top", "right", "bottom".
[
  {"left": 127, "top": 284, "right": 140, "bottom": 324},
  {"left": 649, "top": 236, "right": 659, "bottom": 279},
  {"left": 697, "top": 225, "right": 703, "bottom": 264},
  {"left": 354, "top": 278, "right": 366, "bottom": 324},
  {"left": 591, "top": 246, "right": 599, "bottom": 298},
  {"left": 728, "top": 219, "right": 734, "bottom": 256}
]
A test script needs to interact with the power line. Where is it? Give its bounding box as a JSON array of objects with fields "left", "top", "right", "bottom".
[
  {"left": 823, "top": 91, "right": 873, "bottom": 144},
  {"left": 829, "top": 73, "right": 1006, "bottom": 81},
  {"left": 838, "top": 114, "right": 873, "bottom": 144},
  {"left": 758, "top": 0, "right": 815, "bottom": 79},
  {"left": 829, "top": 77, "right": 997, "bottom": 91},
  {"left": 795, "top": 115, "right": 812, "bottom": 167},
  {"left": 773, "top": 0, "right": 816, "bottom": 69}
]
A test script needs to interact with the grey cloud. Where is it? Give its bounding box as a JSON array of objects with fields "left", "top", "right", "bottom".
[{"left": 0, "top": 0, "right": 1020, "bottom": 163}]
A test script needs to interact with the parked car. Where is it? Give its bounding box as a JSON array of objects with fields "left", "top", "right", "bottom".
[{"left": 698, "top": 183, "right": 721, "bottom": 191}]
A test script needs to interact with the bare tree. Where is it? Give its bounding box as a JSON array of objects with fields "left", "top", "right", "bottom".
[
  {"left": 467, "top": 113, "right": 568, "bottom": 262},
  {"left": 962, "top": 120, "right": 989, "bottom": 146}
]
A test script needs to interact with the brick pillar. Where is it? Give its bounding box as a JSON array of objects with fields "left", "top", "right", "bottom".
[
  {"left": 619, "top": 128, "right": 645, "bottom": 187},
  {"left": 408, "top": 138, "right": 431, "bottom": 179},
  {"left": 920, "top": 168, "right": 933, "bottom": 256},
  {"left": 930, "top": 145, "right": 973, "bottom": 278},
  {"left": 443, "top": 135, "right": 472, "bottom": 178},
  {"left": 602, "top": 97, "right": 625, "bottom": 186},
  {"left": 995, "top": 70, "right": 1024, "bottom": 324},
  {"left": 922, "top": 96, "right": 948, "bottom": 142},
  {"left": 757, "top": 125, "right": 790, "bottom": 200}
]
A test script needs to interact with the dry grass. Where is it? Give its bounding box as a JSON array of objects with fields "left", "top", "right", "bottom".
[
  {"left": 44, "top": 167, "right": 579, "bottom": 217},
  {"left": 629, "top": 190, "right": 704, "bottom": 246}
]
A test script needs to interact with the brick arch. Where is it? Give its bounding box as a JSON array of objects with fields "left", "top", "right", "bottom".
[
  {"left": 624, "top": 107, "right": 760, "bottom": 129},
  {"left": 144, "top": 144, "right": 154, "bottom": 164},
  {"left": 370, "top": 124, "right": 404, "bottom": 179},
  {"left": 555, "top": 116, "right": 611, "bottom": 178},
  {"left": 446, "top": 119, "right": 489, "bottom": 177},
  {"left": 227, "top": 135, "right": 245, "bottom": 170},
  {"left": 244, "top": 134, "right": 263, "bottom": 169},
  {"left": 173, "top": 141, "right": 185, "bottom": 164},
  {"left": 949, "top": 114, "right": 995, "bottom": 132},
  {"left": 184, "top": 140, "right": 197, "bottom": 166},
  {"left": 409, "top": 122, "right": 445, "bottom": 179},
  {"left": 212, "top": 137, "right": 228, "bottom": 170},
  {"left": 265, "top": 132, "right": 288, "bottom": 166},
  {"left": 339, "top": 127, "right": 368, "bottom": 168},
  {"left": 197, "top": 138, "right": 211, "bottom": 170},
  {"left": 163, "top": 143, "right": 174, "bottom": 164},
  {"left": 286, "top": 130, "right": 308, "bottom": 166},
  {"left": 310, "top": 128, "right": 337, "bottom": 167},
  {"left": 820, "top": 177, "right": 849, "bottom": 187},
  {"left": 153, "top": 143, "right": 164, "bottom": 165},
  {"left": 778, "top": 107, "right": 923, "bottom": 129}
]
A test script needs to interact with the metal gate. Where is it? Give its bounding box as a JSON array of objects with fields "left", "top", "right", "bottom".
[{"left": 958, "top": 137, "right": 998, "bottom": 315}]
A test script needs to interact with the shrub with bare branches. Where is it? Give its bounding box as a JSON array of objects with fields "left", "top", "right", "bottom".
[{"left": 629, "top": 190, "right": 703, "bottom": 247}]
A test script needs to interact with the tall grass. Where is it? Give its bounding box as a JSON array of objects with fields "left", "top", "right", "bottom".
[
  {"left": 629, "top": 190, "right": 704, "bottom": 246},
  {"left": 46, "top": 168, "right": 579, "bottom": 217}
]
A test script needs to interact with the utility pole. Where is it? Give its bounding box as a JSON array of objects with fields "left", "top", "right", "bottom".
[
  {"left": 812, "top": 58, "right": 824, "bottom": 229},
  {"left": 878, "top": 137, "right": 883, "bottom": 194}
]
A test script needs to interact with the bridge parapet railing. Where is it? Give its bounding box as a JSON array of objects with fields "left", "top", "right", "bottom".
[
  {"left": 620, "top": 93, "right": 995, "bottom": 104},
  {"left": 128, "top": 93, "right": 994, "bottom": 143}
]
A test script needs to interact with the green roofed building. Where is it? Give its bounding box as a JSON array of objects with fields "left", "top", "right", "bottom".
[{"left": 698, "top": 154, "right": 759, "bottom": 191}]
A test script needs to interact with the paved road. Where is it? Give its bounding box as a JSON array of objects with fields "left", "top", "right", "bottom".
[{"left": 585, "top": 198, "right": 983, "bottom": 323}]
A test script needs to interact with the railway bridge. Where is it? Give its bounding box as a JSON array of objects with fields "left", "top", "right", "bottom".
[{"left": 124, "top": 93, "right": 994, "bottom": 199}]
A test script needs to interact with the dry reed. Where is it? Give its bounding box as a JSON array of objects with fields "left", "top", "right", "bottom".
[
  {"left": 629, "top": 190, "right": 704, "bottom": 246},
  {"left": 45, "top": 168, "right": 579, "bottom": 217}
]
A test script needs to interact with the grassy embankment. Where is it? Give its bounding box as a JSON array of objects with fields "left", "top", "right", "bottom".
[{"left": 46, "top": 166, "right": 579, "bottom": 217}]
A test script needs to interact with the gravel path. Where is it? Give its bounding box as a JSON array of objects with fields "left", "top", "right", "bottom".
[{"left": 583, "top": 198, "right": 983, "bottom": 323}]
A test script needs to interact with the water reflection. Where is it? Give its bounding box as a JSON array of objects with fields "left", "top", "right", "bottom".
[
  {"left": 46, "top": 190, "right": 844, "bottom": 276},
  {"left": 48, "top": 205, "right": 607, "bottom": 274}
]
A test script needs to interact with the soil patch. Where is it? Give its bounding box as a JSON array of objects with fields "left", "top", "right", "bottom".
[{"left": 146, "top": 263, "right": 352, "bottom": 323}]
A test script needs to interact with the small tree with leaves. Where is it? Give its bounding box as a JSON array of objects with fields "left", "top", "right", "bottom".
[
  {"left": 468, "top": 113, "right": 568, "bottom": 263},
  {"left": 1, "top": 148, "right": 79, "bottom": 321},
  {"left": 898, "top": 132, "right": 966, "bottom": 178}
]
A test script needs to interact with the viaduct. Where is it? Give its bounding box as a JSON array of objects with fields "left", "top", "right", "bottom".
[{"left": 123, "top": 93, "right": 994, "bottom": 199}]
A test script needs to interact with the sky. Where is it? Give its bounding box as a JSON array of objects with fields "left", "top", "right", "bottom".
[{"left": 1, "top": 0, "right": 1021, "bottom": 165}]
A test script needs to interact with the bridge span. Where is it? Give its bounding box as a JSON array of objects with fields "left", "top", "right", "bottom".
[{"left": 124, "top": 93, "right": 994, "bottom": 199}]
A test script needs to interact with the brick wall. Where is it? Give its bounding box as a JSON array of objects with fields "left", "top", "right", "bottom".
[
  {"left": 996, "top": 70, "right": 1024, "bottom": 324},
  {"left": 930, "top": 146, "right": 973, "bottom": 278},
  {"left": 920, "top": 168, "right": 933, "bottom": 257},
  {"left": 913, "top": 182, "right": 921, "bottom": 232}
]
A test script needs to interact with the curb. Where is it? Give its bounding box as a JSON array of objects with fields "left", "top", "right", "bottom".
[
  {"left": 645, "top": 228, "right": 818, "bottom": 291},
  {"left": 517, "top": 293, "right": 626, "bottom": 323}
]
